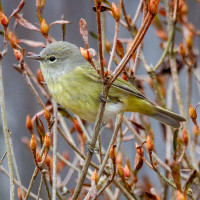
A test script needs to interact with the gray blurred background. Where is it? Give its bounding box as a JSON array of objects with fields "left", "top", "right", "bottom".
[{"left": 0, "top": 0, "right": 200, "bottom": 199}]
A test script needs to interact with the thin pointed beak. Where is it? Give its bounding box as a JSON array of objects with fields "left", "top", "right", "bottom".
[{"left": 27, "top": 54, "right": 44, "bottom": 61}]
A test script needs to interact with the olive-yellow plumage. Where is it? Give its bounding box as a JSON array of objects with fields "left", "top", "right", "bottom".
[{"left": 29, "top": 41, "right": 186, "bottom": 128}]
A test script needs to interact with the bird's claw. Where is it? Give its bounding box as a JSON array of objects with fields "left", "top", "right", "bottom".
[
  {"left": 87, "top": 143, "right": 99, "bottom": 153},
  {"left": 99, "top": 94, "right": 111, "bottom": 102}
]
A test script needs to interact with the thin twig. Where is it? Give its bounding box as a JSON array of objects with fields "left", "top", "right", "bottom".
[
  {"left": 9, "top": 137, "right": 25, "bottom": 199},
  {"left": 22, "top": 69, "right": 45, "bottom": 109},
  {"left": 107, "top": 21, "right": 119, "bottom": 73},
  {"left": 95, "top": 1, "right": 104, "bottom": 81},
  {"left": 0, "top": 166, "right": 43, "bottom": 200},
  {"left": 0, "top": 151, "right": 7, "bottom": 166},
  {"left": 98, "top": 114, "right": 122, "bottom": 179},
  {"left": 131, "top": 0, "right": 143, "bottom": 27},
  {"left": 37, "top": 175, "right": 44, "bottom": 200},
  {"left": 52, "top": 99, "right": 58, "bottom": 200},
  {"left": 110, "top": 12, "right": 155, "bottom": 86},
  {"left": 25, "top": 145, "right": 45, "bottom": 200},
  {"left": 0, "top": 27, "right": 15, "bottom": 200},
  {"left": 43, "top": 172, "right": 51, "bottom": 200}
]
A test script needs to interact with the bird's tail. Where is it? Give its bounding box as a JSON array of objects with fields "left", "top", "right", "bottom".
[{"left": 148, "top": 106, "right": 186, "bottom": 128}]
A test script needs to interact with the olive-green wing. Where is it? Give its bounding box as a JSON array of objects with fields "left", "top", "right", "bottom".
[{"left": 75, "top": 65, "right": 146, "bottom": 100}]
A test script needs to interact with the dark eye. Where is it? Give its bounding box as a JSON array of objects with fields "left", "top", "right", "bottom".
[{"left": 49, "top": 56, "right": 56, "bottom": 62}]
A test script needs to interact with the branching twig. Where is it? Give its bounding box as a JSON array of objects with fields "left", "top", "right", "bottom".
[{"left": 0, "top": 27, "right": 15, "bottom": 200}]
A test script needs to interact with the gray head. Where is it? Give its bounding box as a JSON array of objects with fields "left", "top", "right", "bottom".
[{"left": 29, "top": 41, "right": 86, "bottom": 75}]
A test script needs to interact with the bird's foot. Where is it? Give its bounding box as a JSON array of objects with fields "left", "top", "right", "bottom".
[
  {"left": 99, "top": 94, "right": 111, "bottom": 102},
  {"left": 87, "top": 143, "right": 99, "bottom": 154}
]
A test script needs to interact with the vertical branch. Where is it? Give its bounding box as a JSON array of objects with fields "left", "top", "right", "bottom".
[
  {"left": 95, "top": 1, "right": 104, "bottom": 81},
  {"left": 71, "top": 86, "right": 109, "bottom": 200},
  {"left": 0, "top": 27, "right": 15, "bottom": 200},
  {"left": 98, "top": 114, "right": 122, "bottom": 179},
  {"left": 52, "top": 99, "right": 58, "bottom": 200},
  {"left": 107, "top": 21, "right": 119, "bottom": 73},
  {"left": 168, "top": 0, "right": 185, "bottom": 116},
  {"left": 186, "top": 67, "right": 192, "bottom": 120}
]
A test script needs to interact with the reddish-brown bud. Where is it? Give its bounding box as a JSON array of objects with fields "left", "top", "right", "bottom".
[
  {"left": 179, "top": 42, "right": 186, "bottom": 58},
  {"left": 44, "top": 109, "right": 51, "bottom": 122},
  {"left": 36, "top": 116, "right": 45, "bottom": 137},
  {"left": 17, "top": 187, "right": 25, "bottom": 200},
  {"left": 170, "top": 161, "right": 181, "bottom": 191},
  {"left": 36, "top": 153, "right": 42, "bottom": 163},
  {"left": 7, "top": 31, "right": 18, "bottom": 48},
  {"left": 40, "top": 19, "right": 49, "bottom": 37},
  {"left": 189, "top": 104, "right": 197, "bottom": 120},
  {"left": 186, "top": 32, "right": 193, "bottom": 50},
  {"left": 149, "top": 0, "right": 159, "bottom": 16},
  {"left": 13, "top": 49, "right": 23, "bottom": 61},
  {"left": 109, "top": 145, "right": 116, "bottom": 162},
  {"left": 80, "top": 47, "right": 92, "bottom": 62},
  {"left": 73, "top": 118, "right": 83, "bottom": 135},
  {"left": 146, "top": 136, "right": 154, "bottom": 152},
  {"left": 134, "top": 153, "right": 143, "bottom": 172},
  {"left": 26, "top": 115, "right": 33, "bottom": 131},
  {"left": 91, "top": 169, "right": 99, "bottom": 185},
  {"left": 45, "top": 155, "right": 52, "bottom": 168},
  {"left": 179, "top": 1, "right": 188, "bottom": 16},
  {"left": 182, "top": 129, "right": 189, "bottom": 146},
  {"left": 111, "top": 2, "right": 121, "bottom": 21},
  {"left": 117, "top": 164, "right": 124, "bottom": 177},
  {"left": 116, "top": 39, "right": 124, "bottom": 59},
  {"left": 30, "top": 134, "right": 37, "bottom": 150},
  {"left": 0, "top": 12, "right": 8, "bottom": 27},
  {"left": 37, "top": 69, "right": 44, "bottom": 85},
  {"left": 176, "top": 190, "right": 186, "bottom": 200},
  {"left": 133, "top": 174, "right": 138, "bottom": 183},
  {"left": 124, "top": 164, "right": 131, "bottom": 177},
  {"left": 116, "top": 153, "right": 123, "bottom": 165},
  {"left": 44, "top": 134, "right": 51, "bottom": 148},
  {"left": 135, "top": 142, "right": 144, "bottom": 157}
]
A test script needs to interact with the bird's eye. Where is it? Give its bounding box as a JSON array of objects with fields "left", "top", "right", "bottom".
[{"left": 49, "top": 56, "right": 56, "bottom": 62}]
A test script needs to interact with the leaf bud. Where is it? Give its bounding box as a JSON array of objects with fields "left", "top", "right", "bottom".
[
  {"left": 13, "top": 49, "right": 23, "bottom": 61},
  {"left": 91, "top": 169, "right": 99, "bottom": 185},
  {"left": 124, "top": 164, "right": 131, "bottom": 177},
  {"left": 182, "top": 129, "right": 189, "bottom": 146},
  {"left": 117, "top": 164, "right": 124, "bottom": 177},
  {"left": 80, "top": 47, "right": 92, "bottom": 62},
  {"left": 26, "top": 115, "right": 33, "bottom": 131},
  {"left": 109, "top": 144, "right": 116, "bottom": 162},
  {"left": 37, "top": 69, "right": 44, "bottom": 85},
  {"left": 40, "top": 19, "right": 49, "bottom": 37},
  {"left": 30, "top": 134, "right": 37, "bottom": 150},
  {"left": 44, "top": 109, "right": 51, "bottom": 122},
  {"left": 135, "top": 142, "right": 144, "bottom": 157},
  {"left": 44, "top": 134, "right": 51, "bottom": 148},
  {"left": 189, "top": 104, "right": 197, "bottom": 120},
  {"left": 149, "top": 0, "right": 159, "bottom": 16},
  {"left": 179, "top": 42, "right": 186, "bottom": 58},
  {"left": 0, "top": 12, "right": 8, "bottom": 27},
  {"left": 111, "top": 2, "right": 121, "bottom": 21},
  {"left": 146, "top": 136, "right": 154, "bottom": 152}
]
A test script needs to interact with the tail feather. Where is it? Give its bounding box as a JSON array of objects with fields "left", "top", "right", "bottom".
[{"left": 149, "top": 106, "right": 186, "bottom": 128}]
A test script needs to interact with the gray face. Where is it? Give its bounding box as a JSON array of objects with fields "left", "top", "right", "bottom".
[{"left": 39, "top": 41, "right": 85, "bottom": 70}]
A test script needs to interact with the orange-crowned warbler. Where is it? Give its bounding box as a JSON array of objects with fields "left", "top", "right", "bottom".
[{"left": 29, "top": 41, "right": 186, "bottom": 128}]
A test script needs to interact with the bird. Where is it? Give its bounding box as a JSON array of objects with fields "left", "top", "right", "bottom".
[{"left": 28, "top": 41, "right": 186, "bottom": 128}]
